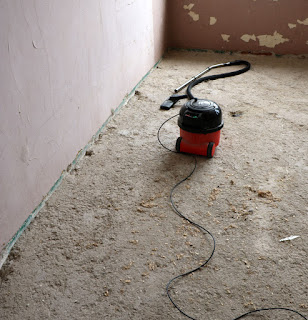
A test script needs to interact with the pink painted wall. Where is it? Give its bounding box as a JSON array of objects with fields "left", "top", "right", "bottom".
[
  {"left": 167, "top": 0, "right": 308, "bottom": 54},
  {"left": 2, "top": 0, "right": 306, "bottom": 259},
  {"left": 0, "top": 0, "right": 167, "bottom": 253}
]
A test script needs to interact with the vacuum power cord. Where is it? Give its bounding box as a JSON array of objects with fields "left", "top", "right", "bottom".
[
  {"left": 157, "top": 115, "right": 307, "bottom": 320},
  {"left": 167, "top": 155, "right": 216, "bottom": 320}
]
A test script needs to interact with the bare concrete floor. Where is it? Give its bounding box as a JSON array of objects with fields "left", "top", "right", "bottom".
[{"left": 0, "top": 50, "right": 307, "bottom": 320}]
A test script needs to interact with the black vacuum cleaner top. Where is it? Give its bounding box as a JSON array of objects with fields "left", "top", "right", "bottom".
[{"left": 178, "top": 99, "right": 224, "bottom": 134}]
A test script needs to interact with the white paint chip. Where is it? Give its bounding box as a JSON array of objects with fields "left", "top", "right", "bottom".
[
  {"left": 183, "top": 3, "right": 199, "bottom": 22},
  {"left": 257, "top": 31, "right": 289, "bottom": 48},
  {"left": 210, "top": 17, "right": 217, "bottom": 25},
  {"left": 297, "top": 18, "right": 308, "bottom": 25},
  {"left": 279, "top": 235, "right": 300, "bottom": 242},
  {"left": 288, "top": 23, "right": 297, "bottom": 29},
  {"left": 306, "top": 40, "right": 308, "bottom": 45},
  {"left": 183, "top": 3, "right": 194, "bottom": 10},
  {"left": 241, "top": 34, "right": 256, "bottom": 42},
  {"left": 188, "top": 11, "right": 199, "bottom": 21},
  {"left": 221, "top": 34, "right": 230, "bottom": 42}
]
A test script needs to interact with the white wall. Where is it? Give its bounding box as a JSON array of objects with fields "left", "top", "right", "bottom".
[{"left": 0, "top": 0, "right": 166, "bottom": 253}]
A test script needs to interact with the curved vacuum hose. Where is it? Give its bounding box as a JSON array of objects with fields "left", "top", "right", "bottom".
[{"left": 186, "top": 60, "right": 251, "bottom": 100}]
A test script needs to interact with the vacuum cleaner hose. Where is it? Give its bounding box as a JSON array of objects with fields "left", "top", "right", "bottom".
[{"left": 186, "top": 60, "right": 251, "bottom": 100}]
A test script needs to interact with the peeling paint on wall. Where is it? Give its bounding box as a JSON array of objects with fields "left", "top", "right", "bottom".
[
  {"left": 188, "top": 11, "right": 199, "bottom": 21},
  {"left": 209, "top": 17, "right": 217, "bottom": 25},
  {"left": 297, "top": 18, "right": 308, "bottom": 25},
  {"left": 241, "top": 31, "right": 292, "bottom": 48},
  {"left": 170, "top": 0, "right": 308, "bottom": 55},
  {"left": 183, "top": 3, "right": 199, "bottom": 22},
  {"left": 241, "top": 34, "right": 256, "bottom": 42},
  {"left": 221, "top": 34, "right": 230, "bottom": 42},
  {"left": 257, "top": 31, "right": 289, "bottom": 48},
  {"left": 288, "top": 23, "right": 297, "bottom": 29},
  {"left": 183, "top": 3, "right": 194, "bottom": 10}
]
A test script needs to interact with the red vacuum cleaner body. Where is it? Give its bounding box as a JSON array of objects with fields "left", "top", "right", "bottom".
[
  {"left": 176, "top": 99, "right": 223, "bottom": 158},
  {"left": 160, "top": 60, "right": 250, "bottom": 157}
]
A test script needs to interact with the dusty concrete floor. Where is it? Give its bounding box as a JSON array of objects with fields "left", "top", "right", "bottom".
[{"left": 0, "top": 50, "right": 307, "bottom": 320}]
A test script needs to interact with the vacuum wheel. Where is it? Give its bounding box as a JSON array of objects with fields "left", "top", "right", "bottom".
[
  {"left": 176, "top": 137, "right": 182, "bottom": 152},
  {"left": 207, "top": 142, "right": 215, "bottom": 158}
]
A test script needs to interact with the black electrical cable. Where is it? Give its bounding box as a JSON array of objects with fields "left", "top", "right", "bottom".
[
  {"left": 233, "top": 307, "right": 307, "bottom": 320},
  {"left": 167, "top": 156, "right": 216, "bottom": 320},
  {"left": 187, "top": 60, "right": 251, "bottom": 100},
  {"left": 157, "top": 115, "right": 307, "bottom": 320},
  {"left": 157, "top": 114, "right": 179, "bottom": 153}
]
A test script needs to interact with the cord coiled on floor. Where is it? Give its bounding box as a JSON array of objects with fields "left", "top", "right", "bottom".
[{"left": 157, "top": 115, "right": 307, "bottom": 320}]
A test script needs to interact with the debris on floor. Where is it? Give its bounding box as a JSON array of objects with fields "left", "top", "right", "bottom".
[{"left": 0, "top": 50, "right": 307, "bottom": 320}]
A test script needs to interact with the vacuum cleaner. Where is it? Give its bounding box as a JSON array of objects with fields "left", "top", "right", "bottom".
[{"left": 160, "top": 60, "right": 251, "bottom": 157}]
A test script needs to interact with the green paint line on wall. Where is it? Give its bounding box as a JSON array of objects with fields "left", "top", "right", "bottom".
[
  {"left": 0, "top": 57, "right": 162, "bottom": 270},
  {"left": 213, "top": 50, "right": 226, "bottom": 54},
  {"left": 167, "top": 47, "right": 238, "bottom": 55},
  {"left": 168, "top": 47, "right": 208, "bottom": 53}
]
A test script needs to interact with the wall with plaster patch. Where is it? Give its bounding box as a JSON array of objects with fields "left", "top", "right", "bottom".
[
  {"left": 167, "top": 0, "right": 308, "bottom": 54},
  {"left": 0, "top": 0, "right": 167, "bottom": 253}
]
